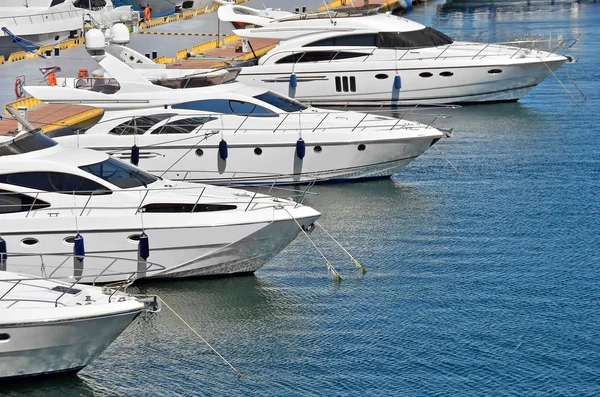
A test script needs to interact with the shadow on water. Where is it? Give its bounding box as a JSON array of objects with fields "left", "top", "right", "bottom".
[{"left": 1, "top": 373, "right": 110, "bottom": 397}]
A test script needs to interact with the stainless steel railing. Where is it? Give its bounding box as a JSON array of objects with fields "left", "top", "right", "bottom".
[{"left": 0, "top": 253, "right": 166, "bottom": 307}]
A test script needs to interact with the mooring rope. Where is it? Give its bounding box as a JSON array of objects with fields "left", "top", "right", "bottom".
[
  {"left": 282, "top": 207, "right": 342, "bottom": 281},
  {"left": 314, "top": 221, "right": 366, "bottom": 274},
  {"left": 157, "top": 295, "right": 243, "bottom": 377}
]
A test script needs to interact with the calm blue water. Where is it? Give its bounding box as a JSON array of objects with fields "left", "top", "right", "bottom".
[{"left": 5, "top": 1, "right": 600, "bottom": 395}]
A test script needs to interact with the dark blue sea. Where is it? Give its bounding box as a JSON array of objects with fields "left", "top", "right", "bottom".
[{"left": 5, "top": 0, "right": 600, "bottom": 395}]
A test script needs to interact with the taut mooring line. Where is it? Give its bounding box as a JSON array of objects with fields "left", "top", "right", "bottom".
[
  {"left": 314, "top": 221, "right": 366, "bottom": 274},
  {"left": 158, "top": 295, "right": 243, "bottom": 377},
  {"left": 282, "top": 207, "right": 342, "bottom": 281}
]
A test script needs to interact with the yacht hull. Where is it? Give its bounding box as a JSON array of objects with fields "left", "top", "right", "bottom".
[
  {"left": 0, "top": 309, "right": 141, "bottom": 379},
  {"left": 1, "top": 210, "right": 319, "bottom": 283},
  {"left": 237, "top": 58, "right": 566, "bottom": 105},
  {"left": 61, "top": 135, "right": 440, "bottom": 185}
]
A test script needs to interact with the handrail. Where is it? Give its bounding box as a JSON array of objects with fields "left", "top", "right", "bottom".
[
  {"left": 264, "top": 37, "right": 576, "bottom": 66},
  {"left": 0, "top": 252, "right": 167, "bottom": 307},
  {"left": 54, "top": 107, "right": 455, "bottom": 142}
]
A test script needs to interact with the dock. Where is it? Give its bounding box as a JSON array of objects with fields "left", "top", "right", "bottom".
[{"left": 0, "top": 103, "right": 103, "bottom": 136}]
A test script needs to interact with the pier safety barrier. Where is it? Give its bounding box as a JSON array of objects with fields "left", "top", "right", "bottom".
[
  {"left": 139, "top": 32, "right": 226, "bottom": 36},
  {"left": 4, "top": 97, "right": 44, "bottom": 115}
]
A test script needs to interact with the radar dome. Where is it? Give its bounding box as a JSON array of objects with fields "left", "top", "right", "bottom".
[
  {"left": 112, "top": 23, "right": 130, "bottom": 44},
  {"left": 85, "top": 29, "right": 105, "bottom": 51}
]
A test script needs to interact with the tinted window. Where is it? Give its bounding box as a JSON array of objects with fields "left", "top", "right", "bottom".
[
  {"left": 305, "top": 29, "right": 453, "bottom": 49},
  {"left": 254, "top": 91, "right": 308, "bottom": 112},
  {"left": 306, "top": 34, "right": 378, "bottom": 47},
  {"left": 377, "top": 29, "right": 453, "bottom": 49},
  {"left": 142, "top": 203, "right": 237, "bottom": 213},
  {"left": 79, "top": 157, "right": 158, "bottom": 189},
  {"left": 276, "top": 51, "right": 370, "bottom": 64},
  {"left": 151, "top": 117, "right": 217, "bottom": 134},
  {"left": 0, "top": 132, "right": 57, "bottom": 157},
  {"left": 109, "top": 114, "right": 176, "bottom": 136},
  {"left": 0, "top": 189, "right": 51, "bottom": 214},
  {"left": 50, "top": 0, "right": 65, "bottom": 6},
  {"left": 0, "top": 172, "right": 107, "bottom": 195},
  {"left": 172, "top": 100, "right": 277, "bottom": 117}
]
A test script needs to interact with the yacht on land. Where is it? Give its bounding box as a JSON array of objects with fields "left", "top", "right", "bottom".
[
  {"left": 214, "top": 2, "right": 571, "bottom": 105},
  {"left": 0, "top": 0, "right": 132, "bottom": 58},
  {"left": 0, "top": 130, "right": 320, "bottom": 282},
  {"left": 0, "top": 266, "right": 160, "bottom": 379},
  {"left": 25, "top": 26, "right": 447, "bottom": 185}
]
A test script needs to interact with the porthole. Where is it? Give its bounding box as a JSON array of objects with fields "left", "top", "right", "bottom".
[
  {"left": 375, "top": 73, "right": 389, "bottom": 80},
  {"left": 0, "top": 334, "right": 10, "bottom": 342},
  {"left": 195, "top": 148, "right": 204, "bottom": 157},
  {"left": 314, "top": 146, "right": 322, "bottom": 154},
  {"left": 127, "top": 234, "right": 141, "bottom": 243},
  {"left": 64, "top": 236, "right": 76, "bottom": 245},
  {"left": 21, "top": 238, "right": 39, "bottom": 246},
  {"left": 254, "top": 147, "right": 263, "bottom": 156},
  {"left": 488, "top": 69, "right": 503, "bottom": 74},
  {"left": 358, "top": 144, "right": 366, "bottom": 151},
  {"left": 440, "top": 71, "right": 454, "bottom": 77},
  {"left": 419, "top": 72, "right": 433, "bottom": 78}
]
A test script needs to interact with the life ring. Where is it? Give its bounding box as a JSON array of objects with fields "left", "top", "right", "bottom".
[{"left": 14, "top": 77, "right": 24, "bottom": 99}]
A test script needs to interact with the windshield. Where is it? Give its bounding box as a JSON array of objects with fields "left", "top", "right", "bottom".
[
  {"left": 254, "top": 91, "right": 308, "bottom": 112},
  {"left": 79, "top": 157, "right": 158, "bottom": 189},
  {"left": 0, "top": 132, "right": 57, "bottom": 157}
]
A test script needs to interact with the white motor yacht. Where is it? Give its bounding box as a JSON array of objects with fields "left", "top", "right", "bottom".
[
  {"left": 0, "top": 0, "right": 132, "bottom": 58},
  {"left": 0, "top": 266, "right": 160, "bottom": 379},
  {"left": 214, "top": 2, "right": 572, "bottom": 105},
  {"left": 25, "top": 27, "right": 447, "bottom": 185},
  {"left": 0, "top": 131, "right": 320, "bottom": 282}
]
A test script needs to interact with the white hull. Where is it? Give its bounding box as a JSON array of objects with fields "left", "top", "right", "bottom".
[
  {"left": 1, "top": 211, "right": 319, "bottom": 282},
  {"left": 59, "top": 132, "right": 440, "bottom": 185},
  {"left": 0, "top": 307, "right": 142, "bottom": 379},
  {"left": 237, "top": 59, "right": 565, "bottom": 105}
]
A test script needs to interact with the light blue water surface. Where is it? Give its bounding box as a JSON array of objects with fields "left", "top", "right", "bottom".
[{"left": 5, "top": 1, "right": 600, "bottom": 395}]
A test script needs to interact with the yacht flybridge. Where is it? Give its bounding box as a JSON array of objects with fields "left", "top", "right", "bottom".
[
  {"left": 0, "top": 0, "right": 132, "bottom": 58},
  {"left": 215, "top": 2, "right": 572, "bottom": 105},
  {"left": 0, "top": 131, "right": 320, "bottom": 282},
  {"left": 25, "top": 26, "right": 447, "bottom": 185}
]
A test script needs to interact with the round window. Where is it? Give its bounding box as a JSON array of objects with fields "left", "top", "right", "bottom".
[
  {"left": 254, "top": 147, "right": 263, "bottom": 156},
  {"left": 195, "top": 148, "right": 204, "bottom": 157},
  {"left": 21, "top": 238, "right": 39, "bottom": 246},
  {"left": 314, "top": 146, "right": 322, "bottom": 154},
  {"left": 358, "top": 144, "right": 366, "bottom": 151}
]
